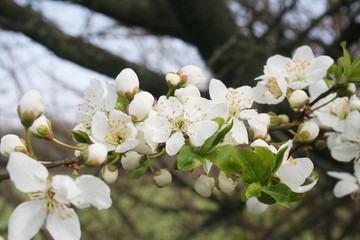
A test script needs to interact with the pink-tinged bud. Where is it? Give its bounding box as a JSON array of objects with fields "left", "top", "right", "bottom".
[
  {"left": 194, "top": 174, "right": 215, "bottom": 198},
  {"left": 100, "top": 164, "right": 119, "bottom": 184},
  {"left": 250, "top": 125, "right": 268, "bottom": 140},
  {"left": 296, "top": 121, "right": 319, "bottom": 142},
  {"left": 217, "top": 171, "right": 237, "bottom": 194},
  {"left": 0, "top": 134, "right": 27, "bottom": 157},
  {"left": 17, "top": 90, "right": 44, "bottom": 128},
  {"left": 179, "top": 65, "right": 206, "bottom": 87},
  {"left": 84, "top": 143, "right": 108, "bottom": 167},
  {"left": 29, "top": 115, "right": 53, "bottom": 140},
  {"left": 166, "top": 72, "right": 182, "bottom": 88},
  {"left": 288, "top": 90, "right": 309, "bottom": 108},
  {"left": 127, "top": 91, "right": 155, "bottom": 122},
  {"left": 153, "top": 169, "right": 172, "bottom": 188},
  {"left": 115, "top": 68, "right": 140, "bottom": 100},
  {"left": 121, "top": 150, "right": 143, "bottom": 170}
]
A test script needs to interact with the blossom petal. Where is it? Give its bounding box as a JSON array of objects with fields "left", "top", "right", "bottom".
[
  {"left": 52, "top": 175, "right": 82, "bottom": 204},
  {"left": 278, "top": 163, "right": 304, "bottom": 191},
  {"left": 166, "top": 131, "right": 185, "bottom": 156},
  {"left": 333, "top": 180, "right": 359, "bottom": 198},
  {"left": 294, "top": 157, "right": 313, "bottom": 178},
  {"left": 145, "top": 116, "right": 172, "bottom": 142},
  {"left": 293, "top": 178, "right": 318, "bottom": 193},
  {"left": 246, "top": 197, "right": 268, "bottom": 215},
  {"left": 292, "top": 46, "right": 314, "bottom": 60},
  {"left": 344, "top": 111, "right": 360, "bottom": 141},
  {"left": 46, "top": 208, "right": 81, "bottom": 240},
  {"left": 74, "top": 175, "right": 112, "bottom": 210},
  {"left": 8, "top": 200, "right": 47, "bottom": 240},
  {"left": 327, "top": 171, "right": 357, "bottom": 182},
  {"left": 7, "top": 152, "right": 48, "bottom": 193},
  {"left": 331, "top": 142, "right": 359, "bottom": 162},
  {"left": 229, "top": 118, "right": 248, "bottom": 144},
  {"left": 115, "top": 138, "right": 139, "bottom": 153},
  {"left": 188, "top": 121, "right": 218, "bottom": 147},
  {"left": 91, "top": 111, "right": 110, "bottom": 142},
  {"left": 209, "top": 78, "right": 228, "bottom": 103}
]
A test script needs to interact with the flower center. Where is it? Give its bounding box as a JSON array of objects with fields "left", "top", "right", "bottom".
[
  {"left": 284, "top": 59, "right": 311, "bottom": 82},
  {"left": 289, "top": 156, "right": 297, "bottom": 165},
  {"left": 225, "top": 90, "right": 254, "bottom": 118},
  {"left": 104, "top": 120, "right": 129, "bottom": 145},
  {"left": 265, "top": 77, "right": 283, "bottom": 99},
  {"left": 329, "top": 98, "right": 349, "bottom": 119}
]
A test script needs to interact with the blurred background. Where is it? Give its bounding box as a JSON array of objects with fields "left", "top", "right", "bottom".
[{"left": 0, "top": 0, "right": 360, "bottom": 239}]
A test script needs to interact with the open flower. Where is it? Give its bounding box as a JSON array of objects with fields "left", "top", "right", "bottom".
[
  {"left": 91, "top": 109, "right": 139, "bottom": 153},
  {"left": 327, "top": 163, "right": 360, "bottom": 198},
  {"left": 277, "top": 141, "right": 317, "bottom": 193},
  {"left": 145, "top": 96, "right": 219, "bottom": 155},
  {"left": 253, "top": 74, "right": 287, "bottom": 104},
  {"left": 264, "top": 45, "right": 333, "bottom": 90},
  {"left": 6, "top": 152, "right": 111, "bottom": 240}
]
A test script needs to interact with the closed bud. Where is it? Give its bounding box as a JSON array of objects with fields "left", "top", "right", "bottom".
[
  {"left": 165, "top": 72, "right": 183, "bottom": 88},
  {"left": 246, "top": 197, "right": 268, "bottom": 215},
  {"left": 279, "top": 114, "right": 290, "bottom": 124},
  {"left": 179, "top": 65, "right": 206, "bottom": 87},
  {"left": 100, "top": 164, "right": 119, "bottom": 184},
  {"left": 350, "top": 97, "right": 360, "bottom": 111},
  {"left": 0, "top": 134, "right": 27, "bottom": 158},
  {"left": 121, "top": 150, "right": 143, "bottom": 170},
  {"left": 288, "top": 90, "right": 309, "bottom": 108},
  {"left": 296, "top": 121, "right": 319, "bottom": 142},
  {"left": 153, "top": 169, "right": 172, "bottom": 188},
  {"left": 127, "top": 91, "right": 155, "bottom": 121},
  {"left": 217, "top": 171, "right": 237, "bottom": 194},
  {"left": 29, "top": 115, "right": 53, "bottom": 140},
  {"left": 337, "top": 83, "right": 356, "bottom": 97},
  {"left": 84, "top": 143, "right": 108, "bottom": 167},
  {"left": 115, "top": 68, "right": 140, "bottom": 100},
  {"left": 250, "top": 139, "right": 269, "bottom": 148},
  {"left": 194, "top": 174, "right": 215, "bottom": 198},
  {"left": 315, "top": 139, "right": 326, "bottom": 150},
  {"left": 250, "top": 125, "right": 268, "bottom": 140},
  {"left": 17, "top": 90, "right": 44, "bottom": 128}
]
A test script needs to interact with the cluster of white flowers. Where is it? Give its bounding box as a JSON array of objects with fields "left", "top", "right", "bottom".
[{"left": 1, "top": 44, "right": 360, "bottom": 238}]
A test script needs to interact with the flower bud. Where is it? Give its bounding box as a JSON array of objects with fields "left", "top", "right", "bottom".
[
  {"left": 115, "top": 68, "right": 140, "bottom": 100},
  {"left": 250, "top": 139, "right": 269, "bottom": 148},
  {"left": 194, "top": 174, "right": 215, "bottom": 198},
  {"left": 350, "top": 97, "right": 360, "bottom": 111},
  {"left": 127, "top": 91, "right": 154, "bottom": 121},
  {"left": 100, "top": 164, "right": 119, "bottom": 184},
  {"left": 279, "top": 114, "right": 290, "bottom": 124},
  {"left": 174, "top": 85, "right": 201, "bottom": 103},
  {"left": 217, "top": 171, "right": 237, "bottom": 194},
  {"left": 29, "top": 115, "right": 53, "bottom": 140},
  {"left": 121, "top": 150, "right": 143, "bottom": 170},
  {"left": 246, "top": 197, "right": 268, "bottom": 215},
  {"left": 288, "top": 90, "right": 309, "bottom": 108},
  {"left": 153, "top": 169, "right": 172, "bottom": 188},
  {"left": 258, "top": 113, "right": 271, "bottom": 128},
  {"left": 165, "top": 72, "right": 183, "bottom": 88},
  {"left": 296, "top": 121, "right": 319, "bottom": 142},
  {"left": 250, "top": 125, "right": 268, "bottom": 140},
  {"left": 337, "top": 83, "right": 356, "bottom": 97},
  {"left": 0, "top": 134, "right": 27, "bottom": 157},
  {"left": 179, "top": 65, "right": 206, "bottom": 87},
  {"left": 17, "top": 90, "right": 44, "bottom": 128},
  {"left": 84, "top": 143, "right": 108, "bottom": 167}
]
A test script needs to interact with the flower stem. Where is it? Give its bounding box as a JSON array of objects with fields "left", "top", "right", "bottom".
[
  {"left": 146, "top": 154, "right": 155, "bottom": 173},
  {"left": 166, "top": 88, "right": 174, "bottom": 98},
  {"left": 24, "top": 127, "right": 34, "bottom": 156},
  {"left": 149, "top": 149, "right": 166, "bottom": 159},
  {"left": 52, "top": 138, "right": 85, "bottom": 151},
  {"left": 109, "top": 154, "right": 121, "bottom": 165},
  {"left": 310, "top": 96, "right": 338, "bottom": 113}
]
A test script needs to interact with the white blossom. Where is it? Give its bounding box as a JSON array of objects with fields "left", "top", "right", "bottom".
[
  {"left": 174, "top": 85, "right": 201, "bottom": 103},
  {"left": 17, "top": 90, "right": 44, "bottom": 127},
  {"left": 153, "top": 169, "right": 172, "bottom": 187},
  {"left": 0, "top": 134, "right": 27, "bottom": 158},
  {"left": 29, "top": 115, "right": 53, "bottom": 139},
  {"left": 217, "top": 171, "right": 237, "bottom": 194},
  {"left": 180, "top": 65, "right": 206, "bottom": 87},
  {"left": 246, "top": 197, "right": 268, "bottom": 215},
  {"left": 253, "top": 74, "right": 287, "bottom": 104},
  {"left": 288, "top": 89, "right": 309, "bottom": 108},
  {"left": 121, "top": 150, "right": 143, "bottom": 170},
  {"left": 6, "top": 152, "right": 111, "bottom": 240},
  {"left": 296, "top": 121, "right": 319, "bottom": 142},
  {"left": 115, "top": 68, "right": 140, "bottom": 98},
  {"left": 100, "top": 164, "right": 119, "bottom": 184},
  {"left": 127, "top": 91, "right": 155, "bottom": 121},
  {"left": 83, "top": 143, "right": 108, "bottom": 167},
  {"left": 327, "top": 163, "right": 360, "bottom": 198},
  {"left": 194, "top": 174, "right": 215, "bottom": 198}
]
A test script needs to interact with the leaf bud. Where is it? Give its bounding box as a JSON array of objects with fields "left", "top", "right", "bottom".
[
  {"left": 0, "top": 134, "right": 28, "bottom": 157},
  {"left": 84, "top": 143, "right": 108, "bottom": 167},
  {"left": 194, "top": 174, "right": 215, "bottom": 198},
  {"left": 100, "top": 164, "right": 119, "bottom": 184},
  {"left": 121, "top": 150, "right": 143, "bottom": 170},
  {"left": 153, "top": 169, "right": 172, "bottom": 188}
]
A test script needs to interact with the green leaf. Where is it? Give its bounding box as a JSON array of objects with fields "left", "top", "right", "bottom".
[
  {"left": 262, "top": 184, "right": 291, "bottom": 208},
  {"left": 351, "top": 56, "right": 360, "bottom": 70},
  {"left": 341, "top": 41, "right": 351, "bottom": 78},
  {"left": 116, "top": 95, "right": 131, "bottom": 112},
  {"left": 238, "top": 149, "right": 271, "bottom": 185},
  {"left": 128, "top": 163, "right": 148, "bottom": 179},
  {"left": 290, "top": 191, "right": 305, "bottom": 202},
  {"left": 349, "top": 65, "right": 360, "bottom": 83},
  {"left": 257, "top": 192, "right": 276, "bottom": 205},
  {"left": 198, "top": 120, "right": 233, "bottom": 154},
  {"left": 273, "top": 146, "right": 288, "bottom": 173},
  {"left": 212, "top": 117, "right": 225, "bottom": 127},
  {"left": 206, "top": 145, "right": 242, "bottom": 174},
  {"left": 71, "top": 130, "right": 92, "bottom": 144},
  {"left": 335, "top": 57, "right": 344, "bottom": 82},
  {"left": 245, "top": 182, "right": 262, "bottom": 201},
  {"left": 253, "top": 146, "right": 275, "bottom": 173},
  {"left": 177, "top": 146, "right": 205, "bottom": 171}
]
